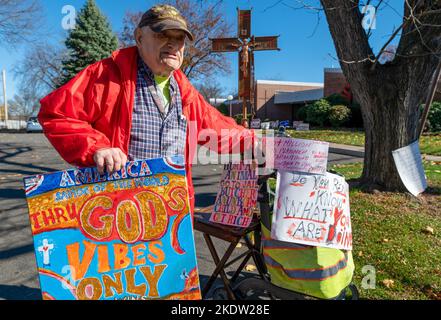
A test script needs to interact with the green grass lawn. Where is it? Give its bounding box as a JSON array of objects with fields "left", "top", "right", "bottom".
[
  {"left": 268, "top": 161, "right": 441, "bottom": 300},
  {"left": 286, "top": 129, "right": 441, "bottom": 156},
  {"left": 332, "top": 161, "right": 441, "bottom": 300}
]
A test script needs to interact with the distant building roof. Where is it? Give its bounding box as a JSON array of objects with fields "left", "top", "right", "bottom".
[
  {"left": 256, "top": 80, "right": 324, "bottom": 87},
  {"left": 274, "top": 88, "right": 324, "bottom": 104},
  {"left": 209, "top": 98, "right": 241, "bottom": 106}
]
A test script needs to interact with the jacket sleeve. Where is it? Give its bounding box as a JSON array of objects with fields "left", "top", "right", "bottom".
[
  {"left": 194, "top": 90, "right": 256, "bottom": 155},
  {"left": 38, "top": 62, "right": 112, "bottom": 167}
]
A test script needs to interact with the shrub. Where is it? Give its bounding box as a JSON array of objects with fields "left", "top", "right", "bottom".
[
  {"left": 306, "top": 99, "right": 331, "bottom": 127},
  {"left": 329, "top": 105, "right": 351, "bottom": 127},
  {"left": 428, "top": 101, "right": 441, "bottom": 132},
  {"left": 325, "top": 93, "right": 349, "bottom": 106},
  {"left": 218, "top": 103, "right": 229, "bottom": 116},
  {"left": 233, "top": 113, "right": 252, "bottom": 125}
]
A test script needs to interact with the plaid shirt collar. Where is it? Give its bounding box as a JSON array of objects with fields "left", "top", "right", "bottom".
[{"left": 138, "top": 55, "right": 179, "bottom": 103}]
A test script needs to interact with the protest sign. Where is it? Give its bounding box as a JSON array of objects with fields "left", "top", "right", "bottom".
[
  {"left": 23, "top": 156, "right": 201, "bottom": 300},
  {"left": 250, "top": 118, "right": 262, "bottom": 129},
  {"left": 210, "top": 163, "right": 259, "bottom": 228},
  {"left": 271, "top": 171, "right": 352, "bottom": 250},
  {"left": 392, "top": 141, "right": 427, "bottom": 196},
  {"left": 261, "top": 122, "right": 271, "bottom": 130},
  {"left": 296, "top": 123, "right": 310, "bottom": 131},
  {"left": 265, "top": 137, "right": 329, "bottom": 174},
  {"left": 293, "top": 121, "right": 303, "bottom": 128}
]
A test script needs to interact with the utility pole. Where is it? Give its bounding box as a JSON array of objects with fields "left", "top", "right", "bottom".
[
  {"left": 2, "top": 70, "right": 7, "bottom": 121},
  {"left": 418, "top": 61, "right": 441, "bottom": 138}
]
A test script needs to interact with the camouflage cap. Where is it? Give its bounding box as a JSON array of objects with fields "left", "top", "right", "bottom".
[{"left": 138, "top": 4, "right": 194, "bottom": 41}]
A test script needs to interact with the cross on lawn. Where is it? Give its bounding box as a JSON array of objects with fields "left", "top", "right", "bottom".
[
  {"left": 38, "top": 239, "right": 54, "bottom": 266},
  {"left": 210, "top": 9, "right": 280, "bottom": 127}
]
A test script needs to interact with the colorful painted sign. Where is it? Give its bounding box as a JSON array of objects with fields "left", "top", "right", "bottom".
[
  {"left": 210, "top": 163, "right": 259, "bottom": 228},
  {"left": 265, "top": 137, "right": 329, "bottom": 174},
  {"left": 23, "top": 156, "right": 201, "bottom": 300},
  {"left": 271, "top": 171, "right": 352, "bottom": 250}
]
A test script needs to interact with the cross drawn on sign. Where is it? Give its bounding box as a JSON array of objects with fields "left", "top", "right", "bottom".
[{"left": 210, "top": 9, "right": 280, "bottom": 127}]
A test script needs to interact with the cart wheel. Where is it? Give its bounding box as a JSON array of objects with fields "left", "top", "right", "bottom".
[
  {"left": 346, "top": 284, "right": 360, "bottom": 300},
  {"left": 212, "top": 286, "right": 229, "bottom": 300}
]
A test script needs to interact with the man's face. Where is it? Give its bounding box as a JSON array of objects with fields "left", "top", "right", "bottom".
[{"left": 136, "top": 26, "right": 186, "bottom": 76}]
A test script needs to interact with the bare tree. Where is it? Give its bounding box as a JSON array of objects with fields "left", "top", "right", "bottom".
[
  {"left": 0, "top": 0, "right": 43, "bottom": 46},
  {"left": 7, "top": 88, "right": 40, "bottom": 119},
  {"left": 118, "top": 0, "right": 232, "bottom": 81}
]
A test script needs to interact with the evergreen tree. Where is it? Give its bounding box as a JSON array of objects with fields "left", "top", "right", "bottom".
[{"left": 60, "top": 0, "right": 118, "bottom": 85}]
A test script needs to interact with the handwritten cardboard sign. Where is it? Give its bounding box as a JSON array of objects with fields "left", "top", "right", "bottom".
[
  {"left": 265, "top": 137, "right": 329, "bottom": 174},
  {"left": 23, "top": 156, "right": 201, "bottom": 300},
  {"left": 392, "top": 141, "right": 427, "bottom": 196},
  {"left": 271, "top": 171, "right": 352, "bottom": 250},
  {"left": 210, "top": 163, "right": 259, "bottom": 228}
]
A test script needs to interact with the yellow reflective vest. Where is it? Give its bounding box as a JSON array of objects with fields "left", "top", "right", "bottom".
[{"left": 261, "top": 223, "right": 354, "bottom": 299}]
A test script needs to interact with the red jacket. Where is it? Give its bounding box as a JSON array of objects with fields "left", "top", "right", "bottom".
[{"left": 38, "top": 46, "right": 254, "bottom": 212}]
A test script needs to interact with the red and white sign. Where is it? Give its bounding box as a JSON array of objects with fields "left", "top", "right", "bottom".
[{"left": 271, "top": 171, "right": 352, "bottom": 250}]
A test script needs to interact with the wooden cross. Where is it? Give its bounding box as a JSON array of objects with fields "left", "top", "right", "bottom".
[{"left": 210, "top": 9, "right": 280, "bottom": 127}]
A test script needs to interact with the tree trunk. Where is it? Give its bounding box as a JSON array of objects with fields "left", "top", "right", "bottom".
[
  {"left": 357, "top": 69, "right": 417, "bottom": 190},
  {"left": 354, "top": 59, "right": 437, "bottom": 190},
  {"left": 320, "top": 0, "right": 441, "bottom": 191}
]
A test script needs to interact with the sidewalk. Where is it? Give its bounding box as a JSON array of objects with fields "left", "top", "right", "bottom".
[{"left": 329, "top": 143, "right": 441, "bottom": 162}]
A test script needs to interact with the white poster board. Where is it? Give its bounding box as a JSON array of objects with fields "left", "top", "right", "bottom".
[
  {"left": 265, "top": 137, "right": 329, "bottom": 174},
  {"left": 271, "top": 171, "right": 352, "bottom": 250},
  {"left": 392, "top": 140, "right": 427, "bottom": 196},
  {"left": 210, "top": 163, "right": 259, "bottom": 228},
  {"left": 250, "top": 119, "right": 261, "bottom": 129},
  {"left": 296, "top": 123, "right": 310, "bottom": 131},
  {"left": 293, "top": 121, "right": 304, "bottom": 129}
]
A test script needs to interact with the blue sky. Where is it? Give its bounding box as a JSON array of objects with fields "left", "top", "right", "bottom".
[{"left": 0, "top": 0, "right": 404, "bottom": 99}]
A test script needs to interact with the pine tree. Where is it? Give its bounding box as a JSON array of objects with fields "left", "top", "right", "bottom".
[{"left": 60, "top": 0, "right": 118, "bottom": 85}]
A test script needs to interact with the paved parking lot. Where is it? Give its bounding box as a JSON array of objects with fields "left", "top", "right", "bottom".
[{"left": 0, "top": 133, "right": 260, "bottom": 299}]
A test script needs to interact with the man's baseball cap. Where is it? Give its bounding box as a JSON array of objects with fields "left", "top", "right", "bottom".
[{"left": 137, "top": 4, "right": 194, "bottom": 41}]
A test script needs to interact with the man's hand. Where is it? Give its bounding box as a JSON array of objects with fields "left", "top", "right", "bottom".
[{"left": 93, "top": 148, "right": 128, "bottom": 175}]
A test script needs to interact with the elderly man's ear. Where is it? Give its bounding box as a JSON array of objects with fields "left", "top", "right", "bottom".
[{"left": 134, "top": 27, "right": 143, "bottom": 47}]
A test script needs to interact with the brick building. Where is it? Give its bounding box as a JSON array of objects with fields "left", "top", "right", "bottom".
[
  {"left": 238, "top": 67, "right": 441, "bottom": 122},
  {"left": 252, "top": 68, "right": 346, "bottom": 121}
]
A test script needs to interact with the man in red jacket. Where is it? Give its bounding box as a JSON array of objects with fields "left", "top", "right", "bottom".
[{"left": 38, "top": 4, "right": 256, "bottom": 212}]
